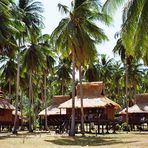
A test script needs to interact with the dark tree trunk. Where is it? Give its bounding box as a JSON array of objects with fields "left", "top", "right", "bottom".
[
  {"left": 20, "top": 91, "right": 23, "bottom": 130},
  {"left": 69, "top": 51, "right": 75, "bottom": 136},
  {"left": 28, "top": 72, "right": 33, "bottom": 132},
  {"left": 125, "top": 56, "right": 129, "bottom": 131},
  {"left": 13, "top": 55, "right": 20, "bottom": 134},
  {"left": 44, "top": 73, "right": 49, "bottom": 131},
  {"left": 79, "top": 65, "right": 85, "bottom": 136}
]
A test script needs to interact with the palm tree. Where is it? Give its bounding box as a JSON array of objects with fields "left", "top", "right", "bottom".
[
  {"left": 51, "top": 0, "right": 110, "bottom": 136},
  {"left": 111, "top": 62, "right": 124, "bottom": 101},
  {"left": 0, "top": 59, "right": 17, "bottom": 98},
  {"left": 38, "top": 34, "right": 55, "bottom": 131},
  {"left": 127, "top": 61, "right": 145, "bottom": 97},
  {"left": 22, "top": 33, "right": 45, "bottom": 132},
  {"left": 12, "top": 0, "right": 44, "bottom": 133},
  {"left": 56, "top": 58, "right": 71, "bottom": 95},
  {"left": 104, "top": 0, "right": 148, "bottom": 65},
  {"left": 84, "top": 64, "right": 99, "bottom": 82},
  {"left": 0, "top": 0, "right": 18, "bottom": 54},
  {"left": 97, "top": 55, "right": 114, "bottom": 83}
]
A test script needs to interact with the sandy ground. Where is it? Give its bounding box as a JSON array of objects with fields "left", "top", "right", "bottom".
[{"left": 0, "top": 131, "right": 148, "bottom": 148}]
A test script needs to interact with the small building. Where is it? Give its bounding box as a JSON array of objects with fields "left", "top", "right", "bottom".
[
  {"left": 59, "top": 82, "right": 120, "bottom": 133},
  {"left": 0, "top": 98, "right": 15, "bottom": 126},
  {"left": 0, "top": 91, "right": 20, "bottom": 129},
  {"left": 120, "top": 93, "right": 148, "bottom": 130},
  {"left": 39, "top": 95, "right": 70, "bottom": 130}
]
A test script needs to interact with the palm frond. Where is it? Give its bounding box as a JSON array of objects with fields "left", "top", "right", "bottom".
[
  {"left": 58, "top": 3, "right": 69, "bottom": 14},
  {"left": 133, "top": 0, "right": 148, "bottom": 65},
  {"left": 122, "top": 0, "right": 145, "bottom": 56},
  {"left": 103, "top": 0, "right": 125, "bottom": 15}
]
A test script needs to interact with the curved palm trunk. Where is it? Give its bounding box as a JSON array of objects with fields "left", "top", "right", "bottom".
[
  {"left": 13, "top": 55, "right": 20, "bottom": 134},
  {"left": 125, "top": 56, "right": 129, "bottom": 131},
  {"left": 44, "top": 73, "right": 49, "bottom": 131},
  {"left": 79, "top": 65, "right": 85, "bottom": 136},
  {"left": 69, "top": 51, "right": 75, "bottom": 136},
  {"left": 29, "top": 72, "right": 33, "bottom": 132}
]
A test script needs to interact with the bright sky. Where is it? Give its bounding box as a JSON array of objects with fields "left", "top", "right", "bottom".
[{"left": 40, "top": 0, "right": 123, "bottom": 59}]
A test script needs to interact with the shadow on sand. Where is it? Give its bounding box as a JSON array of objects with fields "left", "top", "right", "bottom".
[{"left": 44, "top": 136, "right": 137, "bottom": 147}]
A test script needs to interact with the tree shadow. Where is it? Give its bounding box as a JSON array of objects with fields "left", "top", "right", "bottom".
[
  {"left": 44, "top": 136, "right": 138, "bottom": 146},
  {"left": 132, "top": 132, "right": 148, "bottom": 135}
]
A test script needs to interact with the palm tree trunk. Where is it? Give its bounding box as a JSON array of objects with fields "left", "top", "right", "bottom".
[
  {"left": 8, "top": 82, "right": 11, "bottom": 97},
  {"left": 69, "top": 50, "right": 75, "bottom": 136},
  {"left": 125, "top": 56, "right": 129, "bottom": 132},
  {"left": 79, "top": 65, "right": 85, "bottom": 136},
  {"left": 20, "top": 91, "right": 23, "bottom": 130},
  {"left": 44, "top": 73, "right": 49, "bottom": 131},
  {"left": 29, "top": 72, "right": 33, "bottom": 132},
  {"left": 61, "top": 82, "right": 64, "bottom": 95},
  {"left": 8, "top": 82, "right": 12, "bottom": 104},
  {"left": 13, "top": 55, "right": 20, "bottom": 134}
]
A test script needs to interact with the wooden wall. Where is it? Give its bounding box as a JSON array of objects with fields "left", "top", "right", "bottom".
[
  {"left": 0, "top": 108, "right": 13, "bottom": 124},
  {"left": 106, "top": 107, "right": 115, "bottom": 120}
]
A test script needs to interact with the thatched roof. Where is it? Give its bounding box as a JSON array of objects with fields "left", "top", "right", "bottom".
[
  {"left": 52, "top": 95, "right": 70, "bottom": 104},
  {"left": 59, "top": 96, "right": 120, "bottom": 109},
  {"left": 38, "top": 104, "right": 66, "bottom": 116},
  {"left": 38, "top": 95, "right": 70, "bottom": 116},
  {"left": 135, "top": 93, "right": 148, "bottom": 104},
  {"left": 120, "top": 93, "right": 148, "bottom": 114},
  {"left": 76, "top": 81, "right": 104, "bottom": 98},
  {"left": 120, "top": 104, "right": 148, "bottom": 114},
  {"left": 0, "top": 99, "right": 15, "bottom": 110}
]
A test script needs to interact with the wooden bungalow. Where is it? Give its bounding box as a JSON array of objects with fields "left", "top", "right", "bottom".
[
  {"left": 120, "top": 93, "right": 148, "bottom": 130},
  {"left": 59, "top": 82, "right": 120, "bottom": 133},
  {"left": 0, "top": 99, "right": 15, "bottom": 126},
  {"left": 0, "top": 91, "right": 21, "bottom": 131},
  {"left": 39, "top": 95, "right": 71, "bottom": 130}
]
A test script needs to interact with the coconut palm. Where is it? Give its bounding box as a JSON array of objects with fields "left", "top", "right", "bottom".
[
  {"left": 22, "top": 33, "right": 46, "bottom": 132},
  {"left": 127, "top": 61, "right": 145, "bottom": 96},
  {"left": 97, "top": 55, "right": 114, "bottom": 83},
  {"left": 104, "top": 0, "right": 148, "bottom": 65},
  {"left": 0, "top": 0, "right": 18, "bottom": 54},
  {"left": 51, "top": 0, "right": 110, "bottom": 136},
  {"left": 84, "top": 64, "right": 99, "bottom": 82},
  {"left": 38, "top": 34, "right": 55, "bottom": 130},
  {"left": 12, "top": 0, "right": 44, "bottom": 133},
  {"left": 17, "top": 0, "right": 44, "bottom": 37},
  {"left": 56, "top": 58, "right": 71, "bottom": 95},
  {"left": 0, "top": 59, "right": 17, "bottom": 97}
]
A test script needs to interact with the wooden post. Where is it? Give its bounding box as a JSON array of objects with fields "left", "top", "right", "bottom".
[{"left": 98, "top": 124, "right": 100, "bottom": 134}]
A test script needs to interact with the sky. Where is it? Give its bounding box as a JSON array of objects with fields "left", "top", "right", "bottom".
[{"left": 40, "top": 0, "right": 123, "bottom": 59}]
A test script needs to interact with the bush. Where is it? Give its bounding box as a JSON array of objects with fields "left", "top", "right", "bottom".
[{"left": 121, "top": 122, "right": 130, "bottom": 131}]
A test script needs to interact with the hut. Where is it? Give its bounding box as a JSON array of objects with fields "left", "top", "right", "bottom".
[
  {"left": 120, "top": 93, "right": 148, "bottom": 130},
  {"left": 59, "top": 82, "right": 120, "bottom": 133},
  {"left": 0, "top": 91, "right": 21, "bottom": 130},
  {"left": 39, "top": 95, "right": 71, "bottom": 130},
  {"left": 0, "top": 98, "right": 15, "bottom": 126}
]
